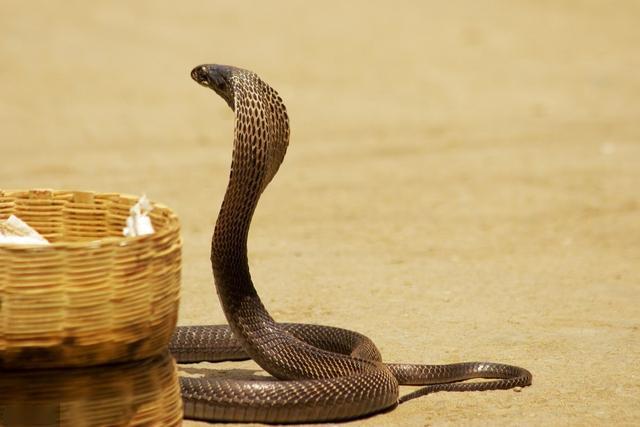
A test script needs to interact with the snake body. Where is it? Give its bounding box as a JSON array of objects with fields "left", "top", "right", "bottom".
[{"left": 170, "top": 64, "right": 532, "bottom": 423}]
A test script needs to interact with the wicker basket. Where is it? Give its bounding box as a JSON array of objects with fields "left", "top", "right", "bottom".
[
  {"left": 0, "top": 350, "right": 183, "bottom": 426},
  {"left": 0, "top": 189, "right": 181, "bottom": 369}
]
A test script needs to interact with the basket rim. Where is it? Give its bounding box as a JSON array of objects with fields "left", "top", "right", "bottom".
[{"left": 0, "top": 188, "right": 180, "bottom": 251}]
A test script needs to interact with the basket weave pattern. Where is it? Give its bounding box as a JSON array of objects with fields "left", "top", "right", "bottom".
[
  {"left": 0, "top": 351, "right": 183, "bottom": 425},
  {"left": 0, "top": 189, "right": 181, "bottom": 368}
]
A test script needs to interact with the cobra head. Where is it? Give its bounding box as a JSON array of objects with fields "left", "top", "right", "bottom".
[{"left": 191, "top": 64, "right": 238, "bottom": 110}]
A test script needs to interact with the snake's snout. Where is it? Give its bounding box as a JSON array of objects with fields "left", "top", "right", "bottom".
[{"left": 191, "top": 65, "right": 210, "bottom": 86}]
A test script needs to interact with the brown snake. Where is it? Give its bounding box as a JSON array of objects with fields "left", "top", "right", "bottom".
[{"left": 169, "top": 64, "right": 532, "bottom": 423}]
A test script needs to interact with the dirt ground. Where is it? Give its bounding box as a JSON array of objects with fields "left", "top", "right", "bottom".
[{"left": 1, "top": 1, "right": 639, "bottom": 426}]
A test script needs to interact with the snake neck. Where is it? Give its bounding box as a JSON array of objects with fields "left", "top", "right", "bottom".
[{"left": 211, "top": 73, "right": 290, "bottom": 353}]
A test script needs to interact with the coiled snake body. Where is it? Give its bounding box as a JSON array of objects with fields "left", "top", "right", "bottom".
[{"left": 169, "top": 64, "right": 532, "bottom": 423}]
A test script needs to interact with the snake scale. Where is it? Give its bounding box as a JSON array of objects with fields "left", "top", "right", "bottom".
[{"left": 169, "top": 64, "right": 532, "bottom": 423}]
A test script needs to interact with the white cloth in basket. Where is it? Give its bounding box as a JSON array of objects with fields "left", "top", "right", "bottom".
[
  {"left": 123, "top": 195, "right": 155, "bottom": 237},
  {"left": 0, "top": 215, "right": 50, "bottom": 245}
]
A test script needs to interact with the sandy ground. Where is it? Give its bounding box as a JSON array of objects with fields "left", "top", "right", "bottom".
[{"left": 1, "top": 1, "right": 639, "bottom": 425}]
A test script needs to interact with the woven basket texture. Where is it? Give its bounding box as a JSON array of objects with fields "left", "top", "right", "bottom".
[
  {"left": 0, "top": 189, "right": 181, "bottom": 369},
  {"left": 0, "top": 350, "right": 182, "bottom": 426}
]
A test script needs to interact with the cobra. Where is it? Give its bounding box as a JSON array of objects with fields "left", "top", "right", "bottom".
[{"left": 169, "top": 64, "right": 532, "bottom": 423}]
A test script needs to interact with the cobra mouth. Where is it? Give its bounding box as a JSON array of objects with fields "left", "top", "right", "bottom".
[{"left": 191, "top": 65, "right": 211, "bottom": 87}]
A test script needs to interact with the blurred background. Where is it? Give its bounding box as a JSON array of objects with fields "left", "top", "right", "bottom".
[{"left": 1, "top": 1, "right": 638, "bottom": 425}]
